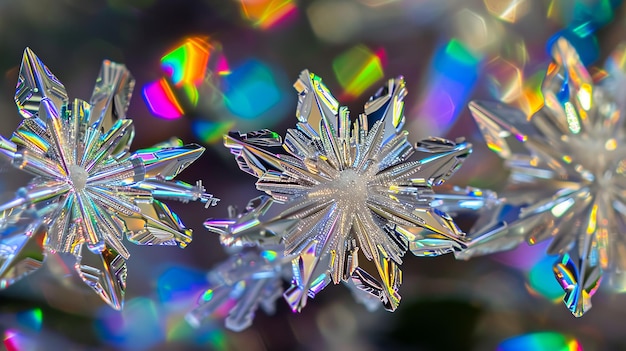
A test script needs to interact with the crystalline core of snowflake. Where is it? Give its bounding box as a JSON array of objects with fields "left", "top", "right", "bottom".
[
  {"left": 225, "top": 70, "right": 471, "bottom": 312},
  {"left": 0, "top": 48, "right": 217, "bottom": 309},
  {"left": 466, "top": 38, "right": 626, "bottom": 317}
]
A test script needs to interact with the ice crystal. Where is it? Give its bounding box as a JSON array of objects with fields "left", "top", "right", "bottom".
[
  {"left": 225, "top": 70, "right": 471, "bottom": 312},
  {"left": 467, "top": 38, "right": 626, "bottom": 316},
  {"left": 0, "top": 48, "right": 218, "bottom": 309}
]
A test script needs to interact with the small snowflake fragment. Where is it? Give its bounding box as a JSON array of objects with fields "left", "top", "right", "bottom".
[
  {"left": 192, "top": 195, "right": 387, "bottom": 331},
  {"left": 0, "top": 48, "right": 217, "bottom": 309},
  {"left": 466, "top": 38, "right": 626, "bottom": 316},
  {"left": 224, "top": 70, "right": 472, "bottom": 312},
  {"left": 187, "top": 244, "right": 289, "bottom": 332}
]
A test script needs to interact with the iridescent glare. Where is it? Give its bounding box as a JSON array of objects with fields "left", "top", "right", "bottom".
[
  {"left": 416, "top": 39, "right": 481, "bottom": 135},
  {"left": 223, "top": 60, "right": 283, "bottom": 119},
  {"left": 239, "top": 0, "right": 298, "bottom": 29},
  {"left": 143, "top": 78, "right": 184, "bottom": 119},
  {"left": 497, "top": 331, "right": 583, "bottom": 351},
  {"left": 192, "top": 120, "right": 236, "bottom": 145},
  {"left": 143, "top": 37, "right": 229, "bottom": 120}
]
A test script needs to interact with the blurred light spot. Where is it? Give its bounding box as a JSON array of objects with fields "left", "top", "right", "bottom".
[
  {"left": 484, "top": 0, "right": 529, "bottom": 23},
  {"left": 316, "top": 303, "right": 358, "bottom": 343},
  {"left": 415, "top": 39, "right": 481, "bottom": 134},
  {"left": 551, "top": 198, "right": 575, "bottom": 217},
  {"left": 156, "top": 266, "right": 207, "bottom": 304},
  {"left": 192, "top": 120, "right": 236, "bottom": 144},
  {"left": 3, "top": 330, "right": 36, "bottom": 351},
  {"left": 491, "top": 240, "right": 551, "bottom": 271},
  {"left": 332, "top": 45, "right": 385, "bottom": 100},
  {"left": 605, "top": 138, "right": 617, "bottom": 151},
  {"left": 549, "top": 0, "right": 616, "bottom": 29},
  {"left": 486, "top": 57, "right": 523, "bottom": 104},
  {"left": 307, "top": 1, "right": 361, "bottom": 44},
  {"left": 260, "top": 249, "right": 278, "bottom": 262},
  {"left": 143, "top": 79, "right": 184, "bottom": 119},
  {"left": 161, "top": 37, "right": 211, "bottom": 87},
  {"left": 453, "top": 9, "right": 501, "bottom": 54},
  {"left": 95, "top": 297, "right": 164, "bottom": 350},
  {"left": 223, "top": 60, "right": 282, "bottom": 119},
  {"left": 527, "top": 255, "right": 564, "bottom": 301},
  {"left": 497, "top": 331, "right": 583, "bottom": 351},
  {"left": 239, "top": 0, "right": 298, "bottom": 29},
  {"left": 143, "top": 37, "right": 229, "bottom": 120},
  {"left": 16, "top": 308, "right": 43, "bottom": 332},
  {"left": 166, "top": 315, "right": 228, "bottom": 349},
  {"left": 577, "top": 83, "right": 592, "bottom": 110},
  {"left": 517, "top": 69, "right": 545, "bottom": 118},
  {"left": 216, "top": 55, "right": 231, "bottom": 76},
  {"left": 547, "top": 30, "right": 598, "bottom": 66}
]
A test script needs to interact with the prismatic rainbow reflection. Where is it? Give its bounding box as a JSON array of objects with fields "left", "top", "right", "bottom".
[
  {"left": 416, "top": 38, "right": 480, "bottom": 134},
  {"left": 239, "top": 0, "right": 298, "bottom": 29},
  {"left": 332, "top": 45, "right": 385, "bottom": 100},
  {"left": 143, "top": 36, "right": 230, "bottom": 120},
  {"left": 497, "top": 331, "right": 583, "bottom": 351}
]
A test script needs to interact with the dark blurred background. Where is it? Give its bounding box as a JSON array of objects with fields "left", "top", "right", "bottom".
[{"left": 1, "top": 0, "right": 626, "bottom": 350}]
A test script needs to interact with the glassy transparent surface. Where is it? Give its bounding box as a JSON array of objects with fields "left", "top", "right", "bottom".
[{"left": 0, "top": 49, "right": 218, "bottom": 309}]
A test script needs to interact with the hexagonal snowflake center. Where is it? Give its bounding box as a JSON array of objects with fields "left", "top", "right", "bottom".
[
  {"left": 568, "top": 133, "right": 626, "bottom": 184},
  {"left": 333, "top": 169, "right": 368, "bottom": 204},
  {"left": 68, "top": 164, "right": 89, "bottom": 190}
]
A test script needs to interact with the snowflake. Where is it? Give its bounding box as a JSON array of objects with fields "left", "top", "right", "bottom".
[
  {"left": 0, "top": 48, "right": 217, "bottom": 309},
  {"left": 225, "top": 70, "right": 471, "bottom": 311},
  {"left": 467, "top": 38, "right": 626, "bottom": 316}
]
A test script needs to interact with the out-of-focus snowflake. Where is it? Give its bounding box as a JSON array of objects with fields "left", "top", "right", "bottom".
[
  {"left": 0, "top": 48, "right": 218, "bottom": 309},
  {"left": 191, "top": 195, "right": 385, "bottom": 331},
  {"left": 186, "top": 244, "right": 289, "bottom": 332},
  {"left": 225, "top": 70, "right": 472, "bottom": 312},
  {"left": 466, "top": 38, "right": 626, "bottom": 317}
]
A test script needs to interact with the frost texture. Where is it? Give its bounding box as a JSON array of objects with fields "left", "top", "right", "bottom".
[
  {"left": 466, "top": 38, "right": 626, "bottom": 317},
  {"left": 0, "top": 48, "right": 218, "bottom": 309}
]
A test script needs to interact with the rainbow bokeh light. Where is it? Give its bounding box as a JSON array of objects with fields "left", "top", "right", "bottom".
[
  {"left": 161, "top": 37, "right": 211, "bottom": 86},
  {"left": 156, "top": 266, "right": 207, "bottom": 304},
  {"left": 527, "top": 255, "right": 565, "bottom": 301},
  {"left": 239, "top": 0, "right": 298, "bottom": 30},
  {"left": 143, "top": 36, "right": 229, "bottom": 120},
  {"left": 95, "top": 297, "right": 164, "bottom": 350},
  {"left": 143, "top": 78, "right": 184, "bottom": 119},
  {"left": 332, "top": 45, "right": 385, "bottom": 100},
  {"left": 416, "top": 38, "right": 481, "bottom": 134},
  {"left": 497, "top": 331, "right": 583, "bottom": 351},
  {"left": 223, "top": 59, "right": 284, "bottom": 119},
  {"left": 192, "top": 120, "right": 236, "bottom": 144}
]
